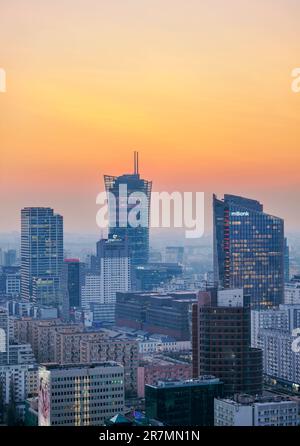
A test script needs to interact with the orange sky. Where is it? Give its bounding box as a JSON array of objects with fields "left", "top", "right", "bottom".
[{"left": 1, "top": 0, "right": 300, "bottom": 234}]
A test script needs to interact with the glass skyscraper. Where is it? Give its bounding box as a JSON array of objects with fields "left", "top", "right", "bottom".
[
  {"left": 21, "top": 207, "right": 63, "bottom": 303},
  {"left": 213, "top": 194, "right": 284, "bottom": 308},
  {"left": 104, "top": 152, "right": 152, "bottom": 266}
]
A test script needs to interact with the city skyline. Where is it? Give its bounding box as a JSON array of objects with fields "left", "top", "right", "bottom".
[{"left": 1, "top": 0, "right": 300, "bottom": 233}]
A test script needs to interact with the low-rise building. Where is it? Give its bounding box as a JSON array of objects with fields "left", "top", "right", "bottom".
[{"left": 215, "top": 394, "right": 299, "bottom": 426}]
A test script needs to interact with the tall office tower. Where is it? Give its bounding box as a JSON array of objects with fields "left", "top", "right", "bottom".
[
  {"left": 38, "top": 362, "right": 124, "bottom": 426},
  {"left": 96, "top": 237, "right": 131, "bottom": 322},
  {"left": 62, "top": 259, "right": 84, "bottom": 308},
  {"left": 213, "top": 194, "right": 284, "bottom": 308},
  {"left": 284, "top": 238, "right": 290, "bottom": 283},
  {"left": 104, "top": 152, "right": 152, "bottom": 266},
  {"left": 21, "top": 207, "right": 63, "bottom": 303},
  {"left": 192, "top": 288, "right": 263, "bottom": 396}
]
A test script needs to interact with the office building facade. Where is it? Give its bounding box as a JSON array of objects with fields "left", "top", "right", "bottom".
[
  {"left": 21, "top": 207, "right": 63, "bottom": 304},
  {"left": 104, "top": 152, "right": 152, "bottom": 266},
  {"left": 192, "top": 288, "right": 263, "bottom": 396},
  {"left": 213, "top": 194, "right": 284, "bottom": 308}
]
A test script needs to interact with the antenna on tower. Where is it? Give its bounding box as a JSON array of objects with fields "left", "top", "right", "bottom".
[
  {"left": 133, "top": 151, "right": 137, "bottom": 174},
  {"left": 136, "top": 151, "right": 139, "bottom": 175}
]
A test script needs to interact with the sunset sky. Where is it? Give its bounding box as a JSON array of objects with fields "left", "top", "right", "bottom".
[{"left": 1, "top": 0, "right": 300, "bottom": 235}]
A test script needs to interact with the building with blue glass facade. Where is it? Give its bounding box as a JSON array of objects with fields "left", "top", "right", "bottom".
[
  {"left": 104, "top": 152, "right": 152, "bottom": 266},
  {"left": 213, "top": 194, "right": 284, "bottom": 308},
  {"left": 21, "top": 207, "right": 63, "bottom": 304}
]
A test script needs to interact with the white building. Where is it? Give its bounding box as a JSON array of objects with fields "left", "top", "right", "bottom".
[
  {"left": 81, "top": 274, "right": 102, "bottom": 310},
  {"left": 285, "top": 277, "right": 300, "bottom": 305},
  {"left": 217, "top": 288, "right": 244, "bottom": 307},
  {"left": 215, "top": 395, "right": 299, "bottom": 426},
  {"left": 251, "top": 304, "right": 300, "bottom": 348},
  {"left": 0, "top": 363, "right": 37, "bottom": 404},
  {"left": 38, "top": 362, "right": 124, "bottom": 426}
]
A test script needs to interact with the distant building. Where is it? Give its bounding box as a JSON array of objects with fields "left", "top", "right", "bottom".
[
  {"left": 145, "top": 377, "right": 223, "bottom": 426},
  {"left": 116, "top": 291, "right": 197, "bottom": 340},
  {"left": 104, "top": 152, "right": 152, "bottom": 266},
  {"left": 251, "top": 303, "right": 300, "bottom": 387},
  {"left": 4, "top": 250, "right": 17, "bottom": 267},
  {"left": 251, "top": 304, "right": 300, "bottom": 348},
  {"left": 62, "top": 259, "right": 85, "bottom": 308},
  {"left": 134, "top": 263, "right": 182, "bottom": 291},
  {"left": 138, "top": 357, "right": 192, "bottom": 398},
  {"left": 284, "top": 276, "right": 300, "bottom": 305},
  {"left": 165, "top": 247, "right": 184, "bottom": 264},
  {"left": 80, "top": 336, "right": 139, "bottom": 397},
  {"left": 38, "top": 362, "right": 124, "bottom": 426},
  {"left": 215, "top": 394, "right": 299, "bottom": 426},
  {"left": 81, "top": 274, "right": 101, "bottom": 310}
]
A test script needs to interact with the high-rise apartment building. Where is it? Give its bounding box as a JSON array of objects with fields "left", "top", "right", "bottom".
[
  {"left": 104, "top": 152, "right": 152, "bottom": 266},
  {"left": 21, "top": 207, "right": 63, "bottom": 304},
  {"left": 38, "top": 362, "right": 124, "bottom": 426},
  {"left": 192, "top": 288, "right": 263, "bottom": 396},
  {"left": 213, "top": 194, "right": 284, "bottom": 308}
]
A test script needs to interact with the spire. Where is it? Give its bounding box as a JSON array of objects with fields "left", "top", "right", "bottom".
[{"left": 133, "top": 151, "right": 139, "bottom": 175}]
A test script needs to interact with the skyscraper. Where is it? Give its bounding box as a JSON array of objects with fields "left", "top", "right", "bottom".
[
  {"left": 104, "top": 152, "right": 152, "bottom": 266},
  {"left": 21, "top": 207, "right": 63, "bottom": 303},
  {"left": 96, "top": 237, "right": 131, "bottom": 322},
  {"left": 192, "top": 288, "right": 263, "bottom": 396},
  {"left": 213, "top": 194, "right": 284, "bottom": 308}
]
